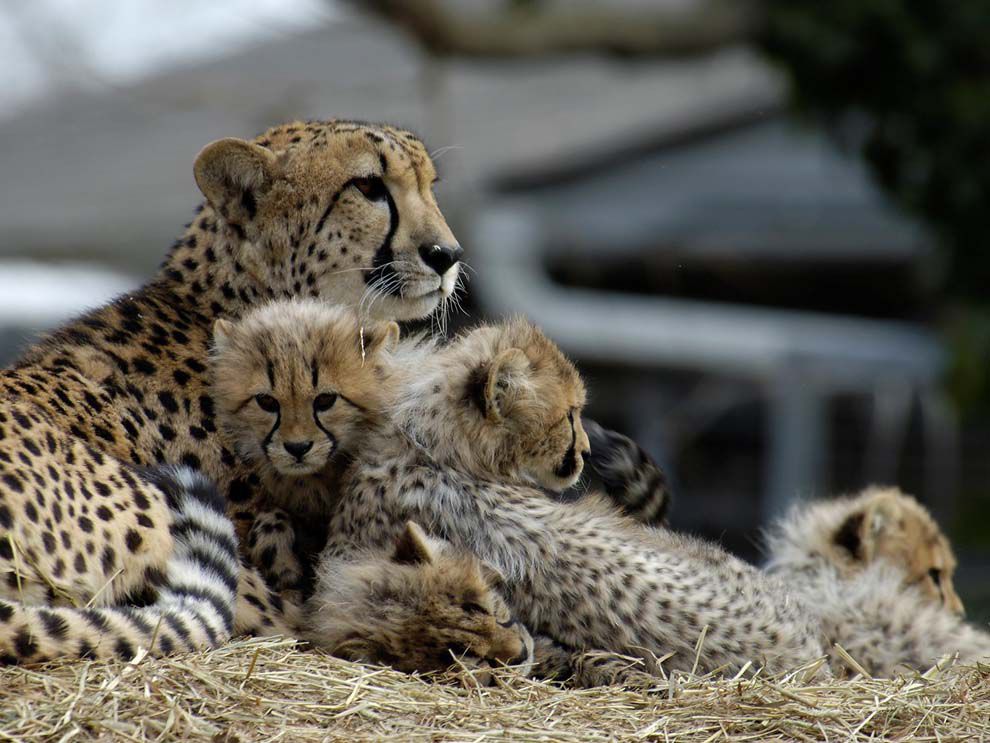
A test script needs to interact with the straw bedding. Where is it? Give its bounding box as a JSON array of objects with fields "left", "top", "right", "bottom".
[{"left": 1, "top": 637, "right": 987, "bottom": 742}]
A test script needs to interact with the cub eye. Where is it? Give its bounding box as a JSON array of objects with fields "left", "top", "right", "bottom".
[
  {"left": 929, "top": 568, "right": 942, "bottom": 586},
  {"left": 351, "top": 176, "right": 387, "bottom": 202},
  {"left": 461, "top": 601, "right": 489, "bottom": 615},
  {"left": 313, "top": 393, "right": 338, "bottom": 412},
  {"left": 254, "top": 393, "right": 279, "bottom": 413}
]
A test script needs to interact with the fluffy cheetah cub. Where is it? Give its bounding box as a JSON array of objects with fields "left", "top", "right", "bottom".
[
  {"left": 765, "top": 487, "right": 990, "bottom": 676},
  {"left": 305, "top": 520, "right": 535, "bottom": 682},
  {"left": 211, "top": 299, "right": 397, "bottom": 589},
  {"left": 325, "top": 316, "right": 826, "bottom": 676}
]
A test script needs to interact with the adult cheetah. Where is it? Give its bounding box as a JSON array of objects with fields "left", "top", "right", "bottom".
[{"left": 0, "top": 119, "right": 462, "bottom": 661}]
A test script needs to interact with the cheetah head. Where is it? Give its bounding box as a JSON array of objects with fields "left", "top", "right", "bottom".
[
  {"left": 305, "top": 521, "right": 535, "bottom": 683},
  {"left": 428, "top": 318, "right": 590, "bottom": 491},
  {"left": 193, "top": 120, "right": 461, "bottom": 321},
  {"left": 831, "top": 487, "right": 963, "bottom": 615},
  {"left": 210, "top": 299, "right": 397, "bottom": 477}
]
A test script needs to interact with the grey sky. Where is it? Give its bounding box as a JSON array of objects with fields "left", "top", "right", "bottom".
[{"left": 0, "top": 0, "right": 334, "bottom": 120}]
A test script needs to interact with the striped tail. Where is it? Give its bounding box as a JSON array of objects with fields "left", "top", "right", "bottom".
[
  {"left": 584, "top": 420, "right": 673, "bottom": 527},
  {"left": 0, "top": 466, "right": 238, "bottom": 664}
]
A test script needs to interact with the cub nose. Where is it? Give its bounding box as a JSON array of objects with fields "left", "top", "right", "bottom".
[
  {"left": 283, "top": 441, "right": 313, "bottom": 461},
  {"left": 418, "top": 243, "right": 463, "bottom": 276}
]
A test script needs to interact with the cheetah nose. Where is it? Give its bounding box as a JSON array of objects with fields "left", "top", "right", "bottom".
[
  {"left": 418, "top": 242, "right": 462, "bottom": 276},
  {"left": 283, "top": 441, "right": 313, "bottom": 461}
]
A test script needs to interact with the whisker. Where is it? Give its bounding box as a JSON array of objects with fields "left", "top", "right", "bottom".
[{"left": 429, "top": 144, "right": 463, "bottom": 161}]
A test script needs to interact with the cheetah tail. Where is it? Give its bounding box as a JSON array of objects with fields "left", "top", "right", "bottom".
[
  {"left": 584, "top": 419, "right": 673, "bottom": 527},
  {"left": 0, "top": 466, "right": 238, "bottom": 664}
]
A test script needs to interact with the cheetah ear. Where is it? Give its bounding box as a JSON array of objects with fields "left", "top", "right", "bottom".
[
  {"left": 479, "top": 561, "right": 507, "bottom": 594},
  {"left": 484, "top": 348, "right": 530, "bottom": 422},
  {"left": 211, "top": 318, "right": 235, "bottom": 352},
  {"left": 833, "top": 489, "right": 905, "bottom": 561},
  {"left": 392, "top": 521, "right": 436, "bottom": 566},
  {"left": 860, "top": 489, "right": 905, "bottom": 555},
  {"left": 362, "top": 321, "right": 400, "bottom": 357},
  {"left": 194, "top": 138, "right": 280, "bottom": 225},
  {"left": 832, "top": 511, "right": 866, "bottom": 560}
]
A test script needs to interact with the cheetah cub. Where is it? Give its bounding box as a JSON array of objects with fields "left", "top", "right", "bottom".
[
  {"left": 210, "top": 299, "right": 396, "bottom": 590},
  {"left": 765, "top": 487, "right": 990, "bottom": 676},
  {"left": 324, "top": 315, "right": 826, "bottom": 676},
  {"left": 305, "top": 520, "right": 535, "bottom": 682}
]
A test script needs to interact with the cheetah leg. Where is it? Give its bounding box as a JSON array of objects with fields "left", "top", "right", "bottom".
[
  {"left": 582, "top": 419, "right": 673, "bottom": 527},
  {"left": 245, "top": 508, "right": 303, "bottom": 591},
  {"left": 532, "top": 636, "right": 659, "bottom": 688},
  {"left": 234, "top": 563, "right": 302, "bottom": 638}
]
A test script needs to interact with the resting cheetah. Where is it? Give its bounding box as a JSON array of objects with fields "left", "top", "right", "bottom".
[
  {"left": 237, "top": 304, "right": 822, "bottom": 675},
  {"left": 0, "top": 119, "right": 461, "bottom": 660},
  {"left": 210, "top": 298, "right": 398, "bottom": 591},
  {"left": 305, "top": 520, "right": 534, "bottom": 682},
  {"left": 764, "top": 487, "right": 990, "bottom": 675}
]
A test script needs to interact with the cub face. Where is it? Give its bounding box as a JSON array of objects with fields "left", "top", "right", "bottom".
[
  {"left": 306, "top": 522, "right": 535, "bottom": 682},
  {"left": 211, "top": 299, "right": 397, "bottom": 476},
  {"left": 193, "top": 120, "right": 461, "bottom": 321},
  {"left": 467, "top": 319, "right": 590, "bottom": 491},
  {"left": 833, "top": 487, "right": 964, "bottom": 615}
]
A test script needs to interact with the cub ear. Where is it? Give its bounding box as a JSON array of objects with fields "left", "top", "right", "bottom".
[
  {"left": 193, "top": 138, "right": 279, "bottom": 224},
  {"left": 211, "top": 318, "right": 235, "bottom": 352},
  {"left": 479, "top": 561, "right": 507, "bottom": 594},
  {"left": 484, "top": 348, "right": 530, "bottom": 421},
  {"left": 860, "top": 489, "right": 905, "bottom": 556},
  {"left": 391, "top": 521, "right": 436, "bottom": 566},
  {"left": 362, "top": 321, "right": 400, "bottom": 357},
  {"left": 833, "top": 489, "right": 905, "bottom": 561},
  {"left": 832, "top": 511, "right": 866, "bottom": 560}
]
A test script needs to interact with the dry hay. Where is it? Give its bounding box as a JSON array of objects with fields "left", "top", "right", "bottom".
[{"left": 0, "top": 637, "right": 988, "bottom": 742}]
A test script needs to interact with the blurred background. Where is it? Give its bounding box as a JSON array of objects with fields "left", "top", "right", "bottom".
[{"left": 0, "top": 0, "right": 987, "bottom": 616}]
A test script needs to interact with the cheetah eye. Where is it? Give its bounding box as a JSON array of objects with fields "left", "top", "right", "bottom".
[
  {"left": 313, "top": 393, "right": 338, "bottom": 412},
  {"left": 351, "top": 176, "right": 387, "bottom": 202},
  {"left": 929, "top": 568, "right": 942, "bottom": 586},
  {"left": 254, "top": 393, "right": 279, "bottom": 413},
  {"left": 461, "top": 601, "right": 489, "bottom": 615}
]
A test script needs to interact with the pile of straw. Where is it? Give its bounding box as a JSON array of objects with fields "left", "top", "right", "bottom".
[{"left": 1, "top": 637, "right": 987, "bottom": 741}]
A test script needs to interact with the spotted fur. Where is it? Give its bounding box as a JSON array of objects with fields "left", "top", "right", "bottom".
[
  {"left": 215, "top": 303, "right": 662, "bottom": 687},
  {"left": 317, "top": 315, "right": 826, "bottom": 676},
  {"left": 582, "top": 419, "right": 673, "bottom": 526},
  {"left": 210, "top": 299, "right": 397, "bottom": 590},
  {"left": 0, "top": 119, "right": 460, "bottom": 659},
  {"left": 305, "top": 521, "right": 535, "bottom": 683},
  {"left": 765, "top": 487, "right": 990, "bottom": 675},
  {"left": 0, "top": 465, "right": 238, "bottom": 663}
]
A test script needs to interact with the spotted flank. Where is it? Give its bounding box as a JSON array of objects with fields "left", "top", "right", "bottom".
[
  {"left": 0, "top": 466, "right": 238, "bottom": 664},
  {"left": 583, "top": 420, "right": 672, "bottom": 526}
]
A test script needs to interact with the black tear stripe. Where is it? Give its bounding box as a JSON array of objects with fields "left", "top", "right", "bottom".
[
  {"left": 554, "top": 413, "right": 578, "bottom": 479},
  {"left": 312, "top": 412, "right": 338, "bottom": 453},
  {"left": 261, "top": 411, "right": 282, "bottom": 458},
  {"left": 364, "top": 187, "right": 402, "bottom": 295},
  {"left": 314, "top": 187, "right": 343, "bottom": 236}
]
